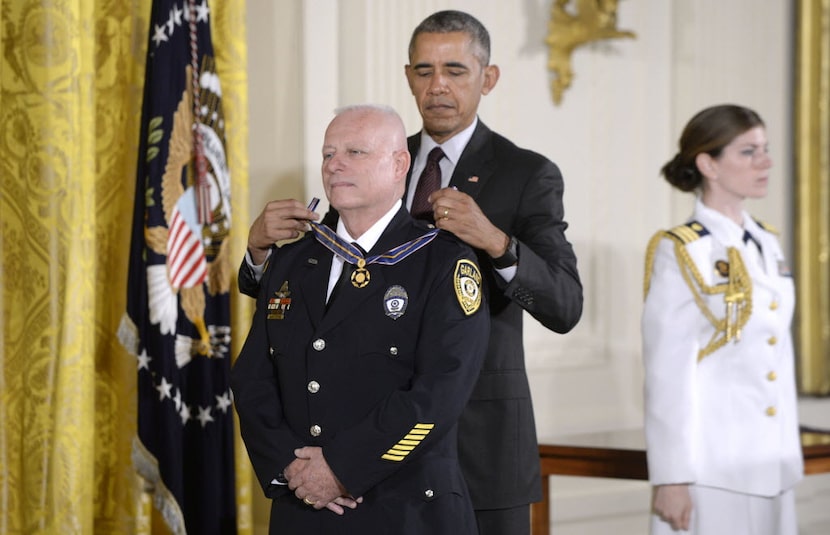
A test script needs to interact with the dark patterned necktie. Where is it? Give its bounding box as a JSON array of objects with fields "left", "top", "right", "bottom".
[{"left": 410, "top": 147, "right": 445, "bottom": 221}]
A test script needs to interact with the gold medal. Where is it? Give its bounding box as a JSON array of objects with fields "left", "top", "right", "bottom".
[{"left": 351, "top": 258, "right": 370, "bottom": 288}]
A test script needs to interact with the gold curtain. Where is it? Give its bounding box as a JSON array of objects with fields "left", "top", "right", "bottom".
[
  {"left": 0, "top": 0, "right": 252, "bottom": 532},
  {"left": 795, "top": 0, "right": 830, "bottom": 395},
  {"left": 212, "top": 1, "right": 255, "bottom": 533}
]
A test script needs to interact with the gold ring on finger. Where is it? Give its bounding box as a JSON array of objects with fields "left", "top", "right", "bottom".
[{"left": 303, "top": 497, "right": 315, "bottom": 506}]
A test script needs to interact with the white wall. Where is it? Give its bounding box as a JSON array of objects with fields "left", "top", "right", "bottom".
[{"left": 245, "top": 1, "right": 829, "bottom": 532}]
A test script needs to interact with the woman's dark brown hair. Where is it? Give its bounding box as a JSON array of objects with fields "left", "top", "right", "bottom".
[{"left": 661, "top": 104, "right": 765, "bottom": 192}]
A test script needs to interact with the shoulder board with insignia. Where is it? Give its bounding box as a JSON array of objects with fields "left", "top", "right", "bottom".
[
  {"left": 666, "top": 221, "right": 709, "bottom": 244},
  {"left": 753, "top": 218, "right": 779, "bottom": 235}
]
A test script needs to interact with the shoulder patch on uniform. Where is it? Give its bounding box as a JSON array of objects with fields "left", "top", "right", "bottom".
[
  {"left": 754, "top": 218, "right": 779, "bottom": 235},
  {"left": 454, "top": 259, "right": 482, "bottom": 315},
  {"left": 666, "top": 220, "right": 709, "bottom": 244}
]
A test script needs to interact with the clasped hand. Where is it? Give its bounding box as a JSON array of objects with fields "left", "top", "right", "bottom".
[{"left": 284, "top": 446, "right": 362, "bottom": 515}]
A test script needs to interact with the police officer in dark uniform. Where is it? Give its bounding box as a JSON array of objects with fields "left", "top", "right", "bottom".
[{"left": 231, "top": 104, "right": 489, "bottom": 534}]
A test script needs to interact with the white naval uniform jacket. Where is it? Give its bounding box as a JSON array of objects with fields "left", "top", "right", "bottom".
[{"left": 642, "top": 200, "right": 803, "bottom": 497}]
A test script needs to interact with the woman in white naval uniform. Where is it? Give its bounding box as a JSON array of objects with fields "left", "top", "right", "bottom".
[{"left": 642, "top": 104, "right": 803, "bottom": 534}]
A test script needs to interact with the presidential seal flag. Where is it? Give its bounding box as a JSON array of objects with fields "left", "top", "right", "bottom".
[{"left": 118, "top": 0, "right": 236, "bottom": 533}]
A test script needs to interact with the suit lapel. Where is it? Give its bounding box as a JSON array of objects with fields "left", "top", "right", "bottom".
[
  {"left": 449, "top": 121, "right": 495, "bottom": 200},
  {"left": 319, "top": 267, "right": 387, "bottom": 332},
  {"left": 404, "top": 136, "right": 421, "bottom": 205},
  {"left": 752, "top": 233, "right": 779, "bottom": 286},
  {"left": 298, "top": 241, "right": 332, "bottom": 326},
  {"left": 406, "top": 121, "right": 496, "bottom": 203}
]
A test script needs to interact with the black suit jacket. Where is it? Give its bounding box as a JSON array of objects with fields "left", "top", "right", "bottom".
[
  {"left": 232, "top": 207, "right": 489, "bottom": 534},
  {"left": 239, "top": 120, "right": 583, "bottom": 510},
  {"left": 408, "top": 122, "right": 582, "bottom": 509}
]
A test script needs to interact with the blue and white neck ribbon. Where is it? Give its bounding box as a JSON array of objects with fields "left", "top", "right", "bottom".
[{"left": 310, "top": 222, "right": 439, "bottom": 288}]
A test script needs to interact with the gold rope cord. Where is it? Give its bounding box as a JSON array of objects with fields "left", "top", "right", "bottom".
[{"left": 644, "top": 232, "right": 753, "bottom": 361}]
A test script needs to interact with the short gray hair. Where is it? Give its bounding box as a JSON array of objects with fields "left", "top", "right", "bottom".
[
  {"left": 408, "top": 10, "right": 491, "bottom": 66},
  {"left": 334, "top": 103, "right": 398, "bottom": 118}
]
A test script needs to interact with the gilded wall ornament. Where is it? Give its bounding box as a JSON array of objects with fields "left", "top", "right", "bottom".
[{"left": 546, "top": 0, "right": 636, "bottom": 104}]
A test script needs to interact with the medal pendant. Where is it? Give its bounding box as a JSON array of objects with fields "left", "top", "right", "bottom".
[{"left": 351, "top": 266, "right": 370, "bottom": 288}]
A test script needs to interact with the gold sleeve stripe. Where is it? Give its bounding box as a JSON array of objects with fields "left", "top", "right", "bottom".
[
  {"left": 644, "top": 222, "right": 750, "bottom": 360},
  {"left": 381, "top": 423, "right": 434, "bottom": 462}
]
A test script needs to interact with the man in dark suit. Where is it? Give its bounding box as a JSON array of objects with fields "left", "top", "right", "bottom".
[
  {"left": 240, "top": 11, "right": 582, "bottom": 535},
  {"left": 232, "top": 104, "right": 489, "bottom": 534}
]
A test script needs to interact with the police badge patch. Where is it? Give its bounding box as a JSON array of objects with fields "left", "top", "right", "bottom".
[
  {"left": 454, "top": 259, "right": 482, "bottom": 315},
  {"left": 383, "top": 285, "right": 408, "bottom": 320}
]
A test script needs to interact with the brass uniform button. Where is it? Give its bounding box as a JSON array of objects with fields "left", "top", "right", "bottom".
[
  {"left": 307, "top": 381, "right": 320, "bottom": 394},
  {"left": 767, "top": 371, "right": 777, "bottom": 381},
  {"left": 766, "top": 406, "right": 777, "bottom": 417},
  {"left": 310, "top": 425, "right": 322, "bottom": 437},
  {"left": 313, "top": 339, "right": 326, "bottom": 351},
  {"left": 767, "top": 336, "right": 777, "bottom": 346},
  {"left": 770, "top": 301, "right": 778, "bottom": 310}
]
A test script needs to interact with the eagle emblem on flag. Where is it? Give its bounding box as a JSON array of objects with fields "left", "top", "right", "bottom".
[{"left": 143, "top": 64, "right": 232, "bottom": 367}]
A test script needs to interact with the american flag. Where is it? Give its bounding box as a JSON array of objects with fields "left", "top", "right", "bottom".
[{"left": 118, "top": 1, "right": 236, "bottom": 533}]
